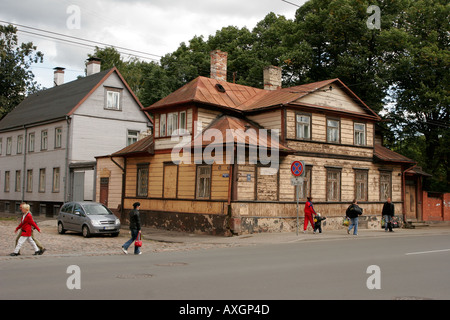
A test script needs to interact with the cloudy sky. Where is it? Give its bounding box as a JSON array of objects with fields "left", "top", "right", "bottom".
[{"left": 1, "top": 0, "right": 306, "bottom": 88}]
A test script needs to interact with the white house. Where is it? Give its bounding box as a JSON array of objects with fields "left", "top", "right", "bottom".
[{"left": 0, "top": 58, "right": 152, "bottom": 216}]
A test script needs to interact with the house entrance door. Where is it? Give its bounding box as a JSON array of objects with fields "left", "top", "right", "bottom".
[
  {"left": 405, "top": 183, "right": 417, "bottom": 221},
  {"left": 99, "top": 177, "right": 109, "bottom": 206}
]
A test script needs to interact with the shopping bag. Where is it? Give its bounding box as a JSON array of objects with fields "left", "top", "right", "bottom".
[
  {"left": 135, "top": 231, "right": 142, "bottom": 247},
  {"left": 343, "top": 217, "right": 350, "bottom": 227}
]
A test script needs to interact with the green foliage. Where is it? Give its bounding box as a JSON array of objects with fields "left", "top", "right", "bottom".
[{"left": 0, "top": 24, "right": 43, "bottom": 119}]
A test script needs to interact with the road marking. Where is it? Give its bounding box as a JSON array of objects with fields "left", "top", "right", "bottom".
[{"left": 405, "top": 249, "right": 450, "bottom": 256}]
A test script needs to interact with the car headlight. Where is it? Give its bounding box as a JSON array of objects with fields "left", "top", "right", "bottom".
[
  {"left": 91, "top": 220, "right": 101, "bottom": 226},
  {"left": 115, "top": 219, "right": 120, "bottom": 225}
]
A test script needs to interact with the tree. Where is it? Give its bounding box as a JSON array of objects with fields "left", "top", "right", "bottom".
[
  {"left": 383, "top": 0, "right": 449, "bottom": 191},
  {"left": 0, "top": 24, "right": 43, "bottom": 119}
]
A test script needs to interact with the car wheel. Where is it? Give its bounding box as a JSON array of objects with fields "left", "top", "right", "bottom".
[
  {"left": 58, "top": 222, "right": 66, "bottom": 234},
  {"left": 82, "top": 225, "right": 91, "bottom": 238}
]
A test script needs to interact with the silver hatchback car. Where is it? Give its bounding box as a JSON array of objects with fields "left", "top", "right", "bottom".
[{"left": 57, "top": 201, "right": 121, "bottom": 238}]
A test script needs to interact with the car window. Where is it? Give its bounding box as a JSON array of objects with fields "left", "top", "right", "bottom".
[
  {"left": 61, "top": 203, "right": 74, "bottom": 213},
  {"left": 73, "top": 203, "right": 85, "bottom": 215},
  {"left": 83, "top": 204, "right": 112, "bottom": 215}
]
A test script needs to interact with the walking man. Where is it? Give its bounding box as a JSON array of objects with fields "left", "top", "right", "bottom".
[
  {"left": 382, "top": 198, "right": 395, "bottom": 232},
  {"left": 346, "top": 199, "right": 363, "bottom": 235},
  {"left": 121, "top": 202, "right": 141, "bottom": 255}
]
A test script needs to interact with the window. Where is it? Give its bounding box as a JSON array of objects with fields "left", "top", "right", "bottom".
[
  {"left": 354, "top": 169, "right": 368, "bottom": 201},
  {"left": 28, "top": 133, "right": 35, "bottom": 152},
  {"left": 380, "top": 171, "right": 392, "bottom": 201},
  {"left": 354, "top": 123, "right": 366, "bottom": 146},
  {"left": 196, "top": 165, "right": 211, "bottom": 199},
  {"left": 106, "top": 90, "right": 121, "bottom": 110},
  {"left": 52, "top": 167, "right": 60, "bottom": 193},
  {"left": 17, "top": 135, "right": 23, "bottom": 154},
  {"left": 167, "top": 112, "right": 179, "bottom": 137},
  {"left": 55, "top": 128, "right": 62, "bottom": 148},
  {"left": 41, "top": 130, "right": 48, "bottom": 150},
  {"left": 15, "top": 170, "right": 21, "bottom": 192},
  {"left": 39, "top": 169, "right": 46, "bottom": 192},
  {"left": 159, "top": 111, "right": 188, "bottom": 137},
  {"left": 4, "top": 171, "right": 10, "bottom": 192},
  {"left": 127, "top": 130, "right": 139, "bottom": 146},
  {"left": 180, "top": 111, "right": 187, "bottom": 132},
  {"left": 159, "top": 113, "right": 166, "bottom": 137},
  {"left": 296, "top": 114, "right": 311, "bottom": 140},
  {"left": 26, "top": 170, "right": 33, "bottom": 193},
  {"left": 6, "top": 137, "right": 12, "bottom": 155},
  {"left": 327, "top": 119, "right": 340, "bottom": 143},
  {"left": 326, "top": 168, "right": 341, "bottom": 201},
  {"left": 136, "top": 164, "right": 149, "bottom": 197}
]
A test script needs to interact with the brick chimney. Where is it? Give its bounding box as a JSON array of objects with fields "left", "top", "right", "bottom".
[
  {"left": 53, "top": 67, "right": 65, "bottom": 86},
  {"left": 86, "top": 57, "right": 101, "bottom": 76},
  {"left": 210, "top": 50, "right": 228, "bottom": 82},
  {"left": 263, "top": 66, "right": 282, "bottom": 91}
]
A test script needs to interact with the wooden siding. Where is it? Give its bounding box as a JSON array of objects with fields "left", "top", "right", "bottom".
[
  {"left": 95, "top": 157, "right": 124, "bottom": 210},
  {"left": 124, "top": 153, "right": 230, "bottom": 209},
  {"left": 296, "top": 83, "right": 366, "bottom": 114},
  {"left": 247, "top": 110, "right": 282, "bottom": 131}
]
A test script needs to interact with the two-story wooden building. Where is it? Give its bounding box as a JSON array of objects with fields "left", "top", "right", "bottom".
[
  {"left": 97, "top": 50, "right": 421, "bottom": 235},
  {"left": 0, "top": 58, "right": 152, "bottom": 216}
]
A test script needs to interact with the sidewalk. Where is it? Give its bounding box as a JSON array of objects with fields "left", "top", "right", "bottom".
[
  {"left": 2, "top": 211, "right": 450, "bottom": 259},
  {"left": 139, "top": 223, "right": 450, "bottom": 246}
]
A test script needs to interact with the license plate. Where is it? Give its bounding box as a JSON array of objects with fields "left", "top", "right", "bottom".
[{"left": 103, "top": 227, "right": 114, "bottom": 230}]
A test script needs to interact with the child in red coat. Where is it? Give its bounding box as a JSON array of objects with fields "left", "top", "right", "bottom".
[{"left": 10, "top": 204, "right": 41, "bottom": 256}]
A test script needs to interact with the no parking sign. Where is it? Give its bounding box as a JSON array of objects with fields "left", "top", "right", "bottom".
[{"left": 291, "top": 161, "right": 305, "bottom": 177}]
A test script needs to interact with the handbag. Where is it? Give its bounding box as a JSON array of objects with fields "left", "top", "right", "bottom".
[
  {"left": 343, "top": 217, "right": 350, "bottom": 227},
  {"left": 135, "top": 231, "right": 142, "bottom": 247}
]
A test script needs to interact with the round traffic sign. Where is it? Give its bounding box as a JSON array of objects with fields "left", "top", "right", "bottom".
[{"left": 291, "top": 161, "right": 304, "bottom": 177}]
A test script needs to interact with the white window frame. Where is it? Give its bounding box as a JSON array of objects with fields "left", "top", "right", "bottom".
[
  {"left": 127, "top": 130, "right": 139, "bottom": 146},
  {"left": 41, "top": 130, "right": 48, "bottom": 150},
  {"left": 296, "top": 113, "right": 311, "bottom": 140},
  {"left": 55, "top": 128, "right": 62, "bottom": 148},
  {"left": 106, "top": 90, "right": 121, "bottom": 110},
  {"left": 327, "top": 119, "right": 340, "bottom": 143},
  {"left": 28, "top": 133, "right": 35, "bottom": 152},
  {"left": 354, "top": 123, "right": 366, "bottom": 146}
]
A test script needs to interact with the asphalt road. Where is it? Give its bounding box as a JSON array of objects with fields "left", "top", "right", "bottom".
[{"left": 1, "top": 233, "right": 449, "bottom": 301}]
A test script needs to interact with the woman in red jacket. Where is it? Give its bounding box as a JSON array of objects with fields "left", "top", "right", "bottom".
[
  {"left": 304, "top": 196, "right": 317, "bottom": 233},
  {"left": 10, "top": 204, "right": 41, "bottom": 256}
]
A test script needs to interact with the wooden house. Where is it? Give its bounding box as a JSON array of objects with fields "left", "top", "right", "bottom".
[
  {"left": 0, "top": 58, "right": 152, "bottom": 216},
  {"left": 97, "top": 50, "right": 426, "bottom": 235}
]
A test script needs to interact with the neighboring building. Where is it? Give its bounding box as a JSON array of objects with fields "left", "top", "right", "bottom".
[
  {"left": 0, "top": 58, "right": 152, "bottom": 216},
  {"left": 97, "top": 50, "right": 428, "bottom": 235}
]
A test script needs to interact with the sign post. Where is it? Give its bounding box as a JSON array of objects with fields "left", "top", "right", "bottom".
[{"left": 291, "top": 161, "right": 305, "bottom": 236}]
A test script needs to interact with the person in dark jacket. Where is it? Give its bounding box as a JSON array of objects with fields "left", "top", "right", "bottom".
[
  {"left": 313, "top": 213, "right": 326, "bottom": 234},
  {"left": 121, "top": 202, "right": 142, "bottom": 255},
  {"left": 346, "top": 199, "right": 363, "bottom": 235},
  {"left": 382, "top": 198, "right": 395, "bottom": 232}
]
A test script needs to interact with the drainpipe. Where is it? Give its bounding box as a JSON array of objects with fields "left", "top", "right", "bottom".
[
  {"left": 64, "top": 116, "right": 71, "bottom": 203},
  {"left": 402, "top": 163, "right": 417, "bottom": 226},
  {"left": 110, "top": 156, "right": 125, "bottom": 218},
  {"left": 21, "top": 126, "right": 28, "bottom": 203}
]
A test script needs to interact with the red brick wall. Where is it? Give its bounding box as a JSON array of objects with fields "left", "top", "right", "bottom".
[{"left": 423, "top": 192, "right": 450, "bottom": 221}]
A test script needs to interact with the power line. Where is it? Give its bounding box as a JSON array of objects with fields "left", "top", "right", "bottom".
[{"left": 0, "top": 20, "right": 162, "bottom": 61}]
